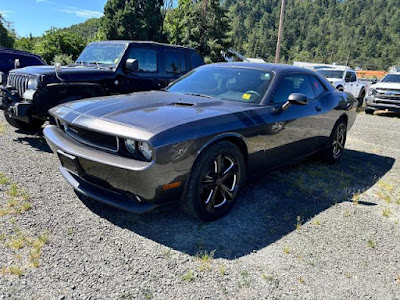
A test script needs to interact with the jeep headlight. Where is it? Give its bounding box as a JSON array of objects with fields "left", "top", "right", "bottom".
[
  {"left": 368, "top": 88, "right": 377, "bottom": 96},
  {"left": 27, "top": 77, "right": 39, "bottom": 90}
]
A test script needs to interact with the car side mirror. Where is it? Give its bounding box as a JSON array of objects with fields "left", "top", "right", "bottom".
[
  {"left": 14, "top": 59, "right": 20, "bottom": 69},
  {"left": 125, "top": 59, "right": 139, "bottom": 72},
  {"left": 281, "top": 93, "right": 308, "bottom": 111}
]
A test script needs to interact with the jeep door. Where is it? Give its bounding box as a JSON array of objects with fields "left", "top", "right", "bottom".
[
  {"left": 159, "top": 49, "right": 189, "bottom": 87},
  {"left": 122, "top": 46, "right": 162, "bottom": 92}
]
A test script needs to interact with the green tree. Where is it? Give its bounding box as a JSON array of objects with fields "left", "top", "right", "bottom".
[
  {"left": 0, "top": 14, "right": 14, "bottom": 48},
  {"left": 102, "top": 0, "right": 165, "bottom": 41},
  {"left": 33, "top": 29, "right": 85, "bottom": 64}
]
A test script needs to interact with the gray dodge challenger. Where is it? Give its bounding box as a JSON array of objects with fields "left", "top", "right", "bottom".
[{"left": 44, "top": 62, "right": 357, "bottom": 220}]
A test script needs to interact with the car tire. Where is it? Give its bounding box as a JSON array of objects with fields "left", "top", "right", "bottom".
[
  {"left": 3, "top": 110, "right": 45, "bottom": 132},
  {"left": 357, "top": 89, "right": 365, "bottom": 107},
  {"left": 181, "top": 141, "right": 245, "bottom": 221},
  {"left": 365, "top": 108, "right": 374, "bottom": 115},
  {"left": 320, "top": 119, "right": 347, "bottom": 164},
  {"left": 337, "top": 86, "right": 344, "bottom": 92}
]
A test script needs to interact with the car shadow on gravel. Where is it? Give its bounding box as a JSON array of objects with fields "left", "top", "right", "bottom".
[
  {"left": 13, "top": 131, "right": 52, "bottom": 153},
  {"left": 80, "top": 149, "right": 395, "bottom": 260}
]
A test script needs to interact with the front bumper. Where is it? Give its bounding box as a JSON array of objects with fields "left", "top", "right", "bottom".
[
  {"left": 365, "top": 96, "right": 400, "bottom": 113},
  {"left": 0, "top": 85, "right": 34, "bottom": 122},
  {"left": 43, "top": 125, "right": 187, "bottom": 213}
]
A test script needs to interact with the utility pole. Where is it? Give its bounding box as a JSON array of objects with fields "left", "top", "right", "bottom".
[{"left": 275, "top": 0, "right": 285, "bottom": 63}]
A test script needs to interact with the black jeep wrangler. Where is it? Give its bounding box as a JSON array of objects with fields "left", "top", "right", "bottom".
[{"left": 0, "top": 41, "right": 204, "bottom": 131}]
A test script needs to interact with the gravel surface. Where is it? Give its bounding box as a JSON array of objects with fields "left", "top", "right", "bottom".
[{"left": 0, "top": 111, "right": 399, "bottom": 300}]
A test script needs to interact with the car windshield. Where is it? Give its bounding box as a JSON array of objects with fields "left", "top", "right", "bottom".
[
  {"left": 381, "top": 74, "right": 400, "bottom": 83},
  {"left": 167, "top": 67, "right": 274, "bottom": 104},
  {"left": 76, "top": 43, "right": 127, "bottom": 66},
  {"left": 317, "top": 70, "right": 344, "bottom": 79}
]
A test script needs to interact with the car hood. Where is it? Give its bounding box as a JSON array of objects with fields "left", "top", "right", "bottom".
[
  {"left": 370, "top": 82, "right": 400, "bottom": 90},
  {"left": 49, "top": 91, "right": 254, "bottom": 140},
  {"left": 9, "top": 65, "right": 114, "bottom": 78}
]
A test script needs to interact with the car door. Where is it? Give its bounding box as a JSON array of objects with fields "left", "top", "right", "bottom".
[
  {"left": 349, "top": 71, "right": 358, "bottom": 97},
  {"left": 344, "top": 71, "right": 352, "bottom": 92},
  {"left": 255, "top": 74, "right": 324, "bottom": 169},
  {"left": 122, "top": 46, "right": 161, "bottom": 93}
]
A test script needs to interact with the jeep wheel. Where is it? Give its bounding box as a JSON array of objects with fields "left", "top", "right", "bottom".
[
  {"left": 365, "top": 108, "right": 374, "bottom": 115},
  {"left": 3, "top": 111, "right": 45, "bottom": 132},
  {"left": 337, "top": 86, "right": 344, "bottom": 92}
]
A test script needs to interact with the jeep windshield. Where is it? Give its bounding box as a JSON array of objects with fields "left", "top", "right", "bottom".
[
  {"left": 75, "top": 43, "right": 127, "bottom": 67},
  {"left": 317, "top": 70, "right": 344, "bottom": 79},
  {"left": 167, "top": 67, "right": 274, "bottom": 104},
  {"left": 381, "top": 74, "right": 400, "bottom": 83}
]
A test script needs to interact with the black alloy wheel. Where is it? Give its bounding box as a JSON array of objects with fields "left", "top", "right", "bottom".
[
  {"left": 182, "top": 141, "right": 245, "bottom": 221},
  {"left": 332, "top": 122, "right": 346, "bottom": 160}
]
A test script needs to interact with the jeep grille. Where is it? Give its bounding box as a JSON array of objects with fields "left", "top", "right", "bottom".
[{"left": 7, "top": 73, "right": 30, "bottom": 97}]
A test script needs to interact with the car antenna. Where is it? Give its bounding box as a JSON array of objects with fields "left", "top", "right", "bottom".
[{"left": 54, "top": 63, "right": 64, "bottom": 82}]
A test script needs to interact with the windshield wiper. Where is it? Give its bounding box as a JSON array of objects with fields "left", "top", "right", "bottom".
[{"left": 184, "top": 93, "right": 213, "bottom": 99}]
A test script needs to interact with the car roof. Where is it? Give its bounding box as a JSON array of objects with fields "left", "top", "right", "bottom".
[
  {"left": 201, "top": 62, "right": 316, "bottom": 73},
  {"left": 88, "top": 40, "right": 197, "bottom": 51},
  {"left": 0, "top": 47, "right": 44, "bottom": 60}
]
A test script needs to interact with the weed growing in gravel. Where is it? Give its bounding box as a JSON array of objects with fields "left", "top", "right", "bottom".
[
  {"left": 313, "top": 219, "right": 321, "bottom": 225},
  {"left": 238, "top": 270, "right": 250, "bottom": 288},
  {"left": 344, "top": 209, "right": 350, "bottom": 217},
  {"left": 283, "top": 246, "right": 291, "bottom": 254},
  {"left": 299, "top": 277, "right": 306, "bottom": 284},
  {"left": 367, "top": 240, "right": 376, "bottom": 248},
  {"left": 196, "top": 250, "right": 214, "bottom": 271},
  {"left": 1, "top": 265, "right": 24, "bottom": 277},
  {"left": 29, "top": 233, "right": 49, "bottom": 268},
  {"left": 382, "top": 207, "right": 392, "bottom": 217},
  {"left": 8, "top": 183, "right": 19, "bottom": 197},
  {"left": 0, "top": 173, "right": 10, "bottom": 185},
  {"left": 0, "top": 122, "right": 6, "bottom": 135},
  {"left": 377, "top": 191, "right": 392, "bottom": 203},
  {"left": 352, "top": 192, "right": 360, "bottom": 205},
  {"left": 296, "top": 216, "right": 303, "bottom": 229},
  {"left": 219, "top": 264, "right": 226, "bottom": 276},
  {"left": 182, "top": 270, "right": 194, "bottom": 282},
  {"left": 378, "top": 180, "right": 394, "bottom": 192}
]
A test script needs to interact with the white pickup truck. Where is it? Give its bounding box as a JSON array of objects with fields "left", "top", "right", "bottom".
[{"left": 317, "top": 67, "right": 369, "bottom": 106}]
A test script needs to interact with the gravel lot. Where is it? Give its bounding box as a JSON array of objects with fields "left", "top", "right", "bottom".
[{"left": 0, "top": 111, "right": 399, "bottom": 300}]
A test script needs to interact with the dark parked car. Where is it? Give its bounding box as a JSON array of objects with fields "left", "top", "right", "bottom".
[
  {"left": 44, "top": 63, "right": 357, "bottom": 220},
  {"left": 0, "top": 47, "right": 46, "bottom": 104},
  {"left": 0, "top": 41, "right": 204, "bottom": 131}
]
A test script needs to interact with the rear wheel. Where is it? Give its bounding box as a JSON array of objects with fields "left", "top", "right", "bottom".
[
  {"left": 320, "top": 119, "right": 347, "bottom": 164},
  {"left": 181, "top": 141, "right": 245, "bottom": 221},
  {"left": 3, "top": 110, "right": 45, "bottom": 132},
  {"left": 337, "top": 86, "right": 344, "bottom": 92},
  {"left": 358, "top": 89, "right": 365, "bottom": 107}
]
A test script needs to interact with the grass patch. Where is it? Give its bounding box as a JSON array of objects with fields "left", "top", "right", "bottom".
[
  {"left": 382, "top": 207, "right": 392, "bottom": 217},
  {"left": 1, "top": 265, "right": 24, "bottom": 277},
  {"left": 182, "top": 270, "right": 194, "bottom": 282},
  {"left": 283, "top": 245, "right": 291, "bottom": 254},
  {"left": 367, "top": 240, "right": 376, "bottom": 249},
  {"left": 0, "top": 122, "right": 6, "bottom": 135}
]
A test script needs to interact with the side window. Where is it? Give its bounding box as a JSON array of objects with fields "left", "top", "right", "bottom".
[
  {"left": 128, "top": 48, "right": 157, "bottom": 72},
  {"left": 190, "top": 52, "right": 204, "bottom": 68},
  {"left": 273, "top": 74, "right": 314, "bottom": 103},
  {"left": 308, "top": 76, "right": 326, "bottom": 98},
  {"left": 345, "top": 71, "right": 351, "bottom": 82},
  {"left": 350, "top": 72, "right": 357, "bottom": 82},
  {"left": 165, "top": 50, "right": 186, "bottom": 74}
]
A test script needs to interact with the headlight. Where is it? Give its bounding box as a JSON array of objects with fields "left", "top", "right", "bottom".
[
  {"left": 138, "top": 141, "right": 153, "bottom": 161},
  {"left": 27, "top": 77, "right": 39, "bottom": 90},
  {"left": 368, "top": 88, "right": 377, "bottom": 96},
  {"left": 125, "top": 139, "right": 136, "bottom": 154}
]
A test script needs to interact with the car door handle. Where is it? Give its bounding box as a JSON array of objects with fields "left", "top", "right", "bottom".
[{"left": 315, "top": 106, "right": 321, "bottom": 112}]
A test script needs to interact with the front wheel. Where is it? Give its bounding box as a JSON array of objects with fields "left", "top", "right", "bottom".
[
  {"left": 357, "top": 89, "right": 365, "bottom": 107},
  {"left": 181, "top": 141, "right": 245, "bottom": 221},
  {"left": 3, "top": 111, "right": 45, "bottom": 132},
  {"left": 320, "top": 119, "right": 347, "bottom": 164},
  {"left": 365, "top": 108, "right": 374, "bottom": 115}
]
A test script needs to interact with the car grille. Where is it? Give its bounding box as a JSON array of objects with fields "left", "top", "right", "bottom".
[
  {"left": 64, "top": 124, "right": 119, "bottom": 152},
  {"left": 7, "top": 73, "right": 31, "bottom": 97},
  {"left": 374, "top": 88, "right": 400, "bottom": 107}
]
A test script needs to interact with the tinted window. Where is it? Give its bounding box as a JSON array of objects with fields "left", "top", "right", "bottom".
[
  {"left": 165, "top": 50, "right": 186, "bottom": 74},
  {"left": 190, "top": 52, "right": 204, "bottom": 68},
  {"left": 273, "top": 75, "right": 314, "bottom": 103},
  {"left": 77, "top": 43, "right": 126, "bottom": 66},
  {"left": 308, "top": 76, "right": 326, "bottom": 98},
  {"left": 345, "top": 71, "right": 351, "bottom": 82},
  {"left": 128, "top": 48, "right": 157, "bottom": 72},
  {"left": 350, "top": 72, "right": 357, "bottom": 82}
]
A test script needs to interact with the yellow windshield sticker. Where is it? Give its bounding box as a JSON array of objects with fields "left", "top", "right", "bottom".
[{"left": 242, "top": 93, "right": 251, "bottom": 100}]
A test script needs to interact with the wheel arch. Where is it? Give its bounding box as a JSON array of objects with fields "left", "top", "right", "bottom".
[{"left": 196, "top": 133, "right": 249, "bottom": 166}]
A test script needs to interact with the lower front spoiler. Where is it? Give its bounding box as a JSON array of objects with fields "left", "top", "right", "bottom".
[{"left": 60, "top": 166, "right": 169, "bottom": 213}]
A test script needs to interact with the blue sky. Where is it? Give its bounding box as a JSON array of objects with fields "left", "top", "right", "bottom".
[{"left": 0, "top": 0, "right": 108, "bottom": 37}]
